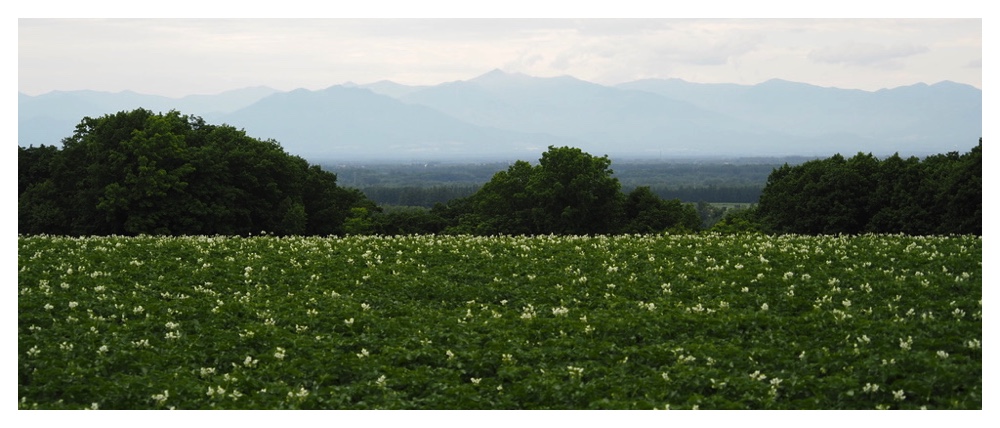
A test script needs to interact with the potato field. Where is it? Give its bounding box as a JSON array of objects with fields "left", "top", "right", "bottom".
[{"left": 17, "top": 233, "right": 981, "bottom": 409}]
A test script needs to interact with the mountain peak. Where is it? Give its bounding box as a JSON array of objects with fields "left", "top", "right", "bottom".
[
  {"left": 758, "top": 78, "right": 810, "bottom": 88},
  {"left": 483, "top": 68, "right": 506, "bottom": 75},
  {"left": 476, "top": 68, "right": 510, "bottom": 78},
  {"left": 466, "top": 69, "right": 598, "bottom": 92},
  {"left": 469, "top": 69, "right": 532, "bottom": 84}
]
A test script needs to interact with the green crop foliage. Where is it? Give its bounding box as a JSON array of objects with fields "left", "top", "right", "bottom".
[{"left": 18, "top": 233, "right": 981, "bottom": 409}]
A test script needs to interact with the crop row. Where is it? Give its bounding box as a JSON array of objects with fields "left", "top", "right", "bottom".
[{"left": 18, "top": 233, "right": 981, "bottom": 409}]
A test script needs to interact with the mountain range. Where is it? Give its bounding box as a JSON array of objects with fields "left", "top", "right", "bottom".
[{"left": 18, "top": 70, "right": 982, "bottom": 162}]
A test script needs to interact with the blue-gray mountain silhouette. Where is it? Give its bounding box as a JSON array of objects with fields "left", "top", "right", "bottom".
[{"left": 18, "top": 70, "right": 981, "bottom": 161}]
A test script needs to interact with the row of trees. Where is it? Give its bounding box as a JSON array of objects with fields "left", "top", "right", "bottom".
[
  {"left": 18, "top": 108, "right": 981, "bottom": 237},
  {"left": 645, "top": 184, "right": 761, "bottom": 204},
  {"left": 18, "top": 110, "right": 699, "bottom": 237},
  {"left": 751, "top": 141, "right": 981, "bottom": 235},
  {"left": 357, "top": 185, "right": 479, "bottom": 208},
  {"left": 426, "top": 147, "right": 701, "bottom": 235},
  {"left": 355, "top": 183, "right": 760, "bottom": 209},
  {"left": 19, "top": 109, "right": 374, "bottom": 236}
]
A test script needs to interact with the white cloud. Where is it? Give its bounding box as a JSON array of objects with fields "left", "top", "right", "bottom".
[
  {"left": 808, "top": 42, "right": 930, "bottom": 67},
  {"left": 17, "top": 18, "right": 981, "bottom": 96}
]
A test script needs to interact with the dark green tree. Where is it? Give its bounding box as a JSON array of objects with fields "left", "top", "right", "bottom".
[
  {"left": 622, "top": 186, "right": 699, "bottom": 233},
  {"left": 18, "top": 145, "right": 67, "bottom": 234},
  {"left": 437, "top": 146, "right": 719, "bottom": 235},
  {"left": 18, "top": 108, "right": 373, "bottom": 236},
  {"left": 867, "top": 154, "right": 930, "bottom": 234},
  {"left": 18, "top": 145, "right": 60, "bottom": 195},
  {"left": 757, "top": 143, "right": 981, "bottom": 236},
  {"left": 452, "top": 146, "right": 624, "bottom": 235},
  {"left": 342, "top": 207, "right": 376, "bottom": 235},
  {"left": 469, "top": 160, "right": 538, "bottom": 234},
  {"left": 435, "top": 146, "right": 714, "bottom": 235},
  {"left": 301, "top": 166, "right": 374, "bottom": 236},
  {"left": 50, "top": 108, "right": 162, "bottom": 234},
  {"left": 938, "top": 141, "right": 982, "bottom": 234},
  {"left": 93, "top": 111, "right": 198, "bottom": 234},
  {"left": 526, "top": 146, "right": 622, "bottom": 235},
  {"left": 710, "top": 205, "right": 763, "bottom": 234},
  {"left": 373, "top": 206, "right": 448, "bottom": 235},
  {"left": 758, "top": 154, "right": 876, "bottom": 234},
  {"left": 756, "top": 160, "right": 817, "bottom": 234}
]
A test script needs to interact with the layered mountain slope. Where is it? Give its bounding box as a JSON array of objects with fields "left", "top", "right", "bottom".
[{"left": 19, "top": 70, "right": 981, "bottom": 160}]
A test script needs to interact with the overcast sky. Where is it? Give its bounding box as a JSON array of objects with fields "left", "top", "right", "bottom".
[{"left": 17, "top": 4, "right": 984, "bottom": 98}]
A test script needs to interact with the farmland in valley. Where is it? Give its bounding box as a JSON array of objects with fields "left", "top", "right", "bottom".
[{"left": 17, "top": 233, "right": 981, "bottom": 409}]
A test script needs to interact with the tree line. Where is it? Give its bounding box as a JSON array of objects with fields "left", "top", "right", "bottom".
[
  {"left": 355, "top": 183, "right": 760, "bottom": 209},
  {"left": 18, "top": 109, "right": 375, "bottom": 236},
  {"left": 18, "top": 109, "right": 980, "bottom": 237},
  {"left": 747, "top": 141, "right": 981, "bottom": 235},
  {"left": 357, "top": 185, "right": 480, "bottom": 208},
  {"left": 17, "top": 109, "right": 700, "bottom": 236},
  {"left": 420, "top": 147, "right": 701, "bottom": 235},
  {"left": 641, "top": 184, "right": 761, "bottom": 204}
]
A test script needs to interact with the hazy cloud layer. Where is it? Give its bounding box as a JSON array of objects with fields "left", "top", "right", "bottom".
[
  {"left": 808, "top": 42, "right": 930, "bottom": 67},
  {"left": 18, "top": 18, "right": 981, "bottom": 97}
]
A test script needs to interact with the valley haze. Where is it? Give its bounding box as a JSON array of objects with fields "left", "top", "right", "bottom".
[{"left": 17, "top": 70, "right": 982, "bottom": 163}]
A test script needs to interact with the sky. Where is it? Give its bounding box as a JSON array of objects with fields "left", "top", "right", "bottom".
[{"left": 16, "top": 2, "right": 985, "bottom": 98}]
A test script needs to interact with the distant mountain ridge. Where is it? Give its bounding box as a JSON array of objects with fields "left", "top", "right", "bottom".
[
  {"left": 615, "top": 78, "right": 981, "bottom": 149},
  {"left": 394, "top": 70, "right": 787, "bottom": 157},
  {"left": 18, "top": 71, "right": 981, "bottom": 161},
  {"left": 217, "top": 85, "right": 576, "bottom": 160},
  {"left": 18, "top": 86, "right": 282, "bottom": 153}
]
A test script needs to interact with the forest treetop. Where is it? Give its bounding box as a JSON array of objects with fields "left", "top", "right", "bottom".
[
  {"left": 18, "top": 108, "right": 981, "bottom": 237},
  {"left": 19, "top": 108, "right": 373, "bottom": 236}
]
